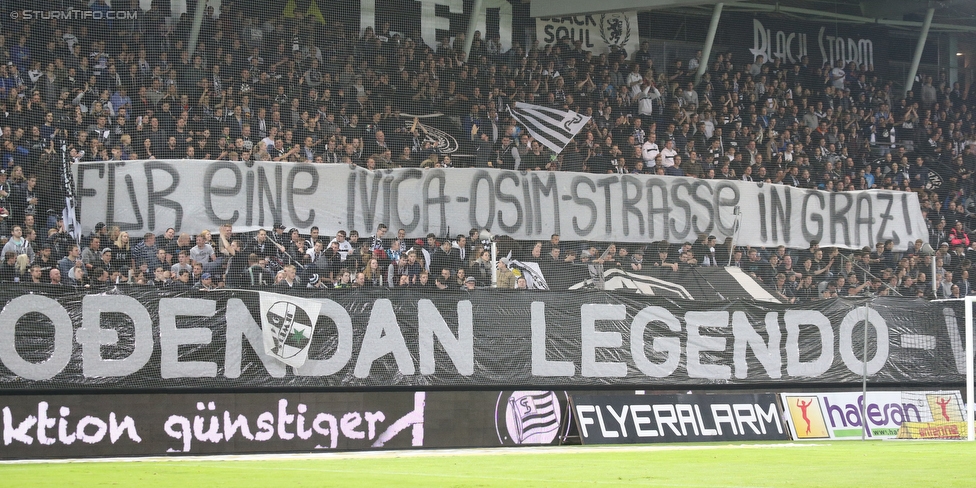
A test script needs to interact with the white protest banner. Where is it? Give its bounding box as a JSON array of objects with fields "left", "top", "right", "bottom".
[
  {"left": 74, "top": 161, "right": 927, "bottom": 250},
  {"left": 536, "top": 12, "right": 640, "bottom": 56}
]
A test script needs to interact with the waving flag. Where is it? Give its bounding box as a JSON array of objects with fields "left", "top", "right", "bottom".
[
  {"left": 60, "top": 139, "right": 82, "bottom": 243},
  {"left": 261, "top": 292, "right": 322, "bottom": 368},
  {"left": 508, "top": 258, "right": 549, "bottom": 290},
  {"left": 508, "top": 102, "right": 590, "bottom": 155}
]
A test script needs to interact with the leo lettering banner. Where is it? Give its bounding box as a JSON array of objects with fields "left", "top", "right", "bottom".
[
  {"left": 73, "top": 161, "right": 927, "bottom": 250},
  {"left": 0, "top": 288, "right": 964, "bottom": 391}
]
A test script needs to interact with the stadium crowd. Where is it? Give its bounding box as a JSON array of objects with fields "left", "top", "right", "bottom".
[{"left": 0, "top": 1, "right": 974, "bottom": 300}]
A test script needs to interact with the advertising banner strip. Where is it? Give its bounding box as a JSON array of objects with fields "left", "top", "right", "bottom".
[
  {"left": 74, "top": 162, "right": 926, "bottom": 249},
  {"left": 898, "top": 422, "right": 968, "bottom": 440},
  {"left": 0, "top": 288, "right": 964, "bottom": 391},
  {"left": 0, "top": 390, "right": 571, "bottom": 460},
  {"left": 778, "top": 390, "right": 964, "bottom": 441},
  {"left": 570, "top": 393, "right": 787, "bottom": 444}
]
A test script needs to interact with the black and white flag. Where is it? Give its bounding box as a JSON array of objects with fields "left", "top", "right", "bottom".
[
  {"left": 260, "top": 292, "right": 323, "bottom": 368},
  {"left": 508, "top": 258, "right": 549, "bottom": 290},
  {"left": 508, "top": 102, "right": 590, "bottom": 155},
  {"left": 60, "top": 139, "right": 82, "bottom": 243}
]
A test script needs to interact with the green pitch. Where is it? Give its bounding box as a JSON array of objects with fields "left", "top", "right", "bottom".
[{"left": 2, "top": 442, "right": 975, "bottom": 487}]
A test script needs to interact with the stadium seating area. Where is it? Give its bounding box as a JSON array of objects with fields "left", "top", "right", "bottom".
[{"left": 0, "top": 1, "right": 974, "bottom": 300}]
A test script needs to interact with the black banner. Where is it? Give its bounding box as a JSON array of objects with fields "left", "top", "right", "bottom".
[
  {"left": 0, "top": 390, "right": 570, "bottom": 459},
  {"left": 724, "top": 13, "right": 890, "bottom": 72},
  {"left": 570, "top": 393, "right": 787, "bottom": 444},
  {"left": 0, "top": 288, "right": 965, "bottom": 390},
  {"left": 645, "top": 12, "right": 891, "bottom": 75}
]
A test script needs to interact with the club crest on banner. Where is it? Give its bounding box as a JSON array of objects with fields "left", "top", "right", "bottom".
[
  {"left": 260, "top": 293, "right": 322, "bottom": 368},
  {"left": 495, "top": 391, "right": 562, "bottom": 445},
  {"left": 599, "top": 13, "right": 631, "bottom": 50}
]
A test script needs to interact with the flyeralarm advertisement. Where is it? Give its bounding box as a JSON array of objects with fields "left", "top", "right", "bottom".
[{"left": 570, "top": 393, "right": 787, "bottom": 444}]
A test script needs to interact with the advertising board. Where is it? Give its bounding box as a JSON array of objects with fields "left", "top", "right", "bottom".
[
  {"left": 0, "top": 390, "right": 572, "bottom": 459},
  {"left": 570, "top": 393, "right": 787, "bottom": 444}
]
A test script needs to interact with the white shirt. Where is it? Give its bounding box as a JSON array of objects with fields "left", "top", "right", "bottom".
[
  {"left": 635, "top": 85, "right": 661, "bottom": 116},
  {"left": 189, "top": 244, "right": 215, "bottom": 264},
  {"left": 830, "top": 67, "right": 846, "bottom": 89},
  {"left": 328, "top": 238, "right": 354, "bottom": 260},
  {"left": 660, "top": 147, "right": 678, "bottom": 168},
  {"left": 626, "top": 72, "right": 643, "bottom": 91},
  {"left": 641, "top": 141, "right": 660, "bottom": 165}
]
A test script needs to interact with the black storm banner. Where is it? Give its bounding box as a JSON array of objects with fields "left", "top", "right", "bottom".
[
  {"left": 725, "top": 13, "right": 890, "bottom": 71},
  {"left": 0, "top": 288, "right": 965, "bottom": 391}
]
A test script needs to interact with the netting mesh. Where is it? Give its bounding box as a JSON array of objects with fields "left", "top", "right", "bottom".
[
  {"left": 0, "top": 1, "right": 969, "bottom": 301},
  {"left": 896, "top": 390, "right": 968, "bottom": 440}
]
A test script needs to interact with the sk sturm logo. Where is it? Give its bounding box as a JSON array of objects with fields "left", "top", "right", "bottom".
[
  {"left": 784, "top": 395, "right": 830, "bottom": 439},
  {"left": 267, "top": 301, "right": 312, "bottom": 356},
  {"left": 563, "top": 113, "right": 584, "bottom": 132},
  {"left": 260, "top": 292, "right": 322, "bottom": 368},
  {"left": 599, "top": 13, "right": 631, "bottom": 49},
  {"left": 495, "top": 391, "right": 564, "bottom": 445}
]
